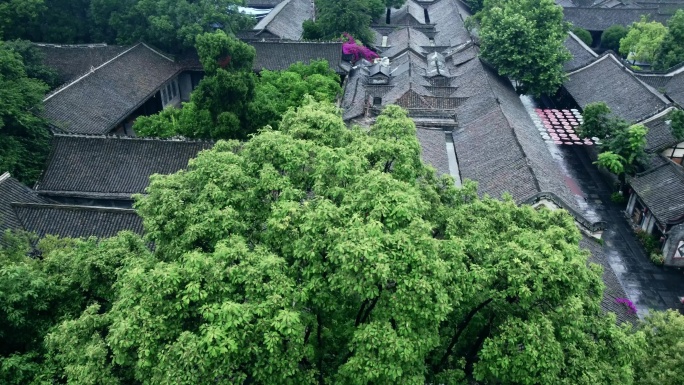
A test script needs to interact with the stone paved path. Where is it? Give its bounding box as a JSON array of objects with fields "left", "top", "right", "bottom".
[{"left": 554, "top": 144, "right": 684, "bottom": 316}]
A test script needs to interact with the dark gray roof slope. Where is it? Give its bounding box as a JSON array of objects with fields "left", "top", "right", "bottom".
[
  {"left": 428, "top": 0, "right": 471, "bottom": 47},
  {"left": 251, "top": 41, "right": 343, "bottom": 72},
  {"left": 252, "top": 0, "right": 313, "bottom": 40},
  {"left": 642, "top": 107, "right": 681, "bottom": 151},
  {"left": 630, "top": 158, "right": 684, "bottom": 225},
  {"left": 12, "top": 203, "right": 143, "bottom": 239},
  {"left": 416, "top": 128, "right": 450, "bottom": 176},
  {"left": 565, "top": 54, "right": 669, "bottom": 121},
  {"left": 564, "top": 7, "right": 665, "bottom": 30},
  {"left": 452, "top": 59, "right": 582, "bottom": 212},
  {"left": 245, "top": 0, "right": 282, "bottom": 7},
  {"left": 580, "top": 236, "right": 639, "bottom": 325},
  {"left": 564, "top": 32, "right": 598, "bottom": 72},
  {"left": 37, "top": 135, "right": 213, "bottom": 199},
  {"left": 35, "top": 43, "right": 129, "bottom": 85},
  {"left": 42, "top": 43, "right": 182, "bottom": 135},
  {"left": 0, "top": 173, "right": 51, "bottom": 243},
  {"left": 636, "top": 67, "right": 684, "bottom": 106}
]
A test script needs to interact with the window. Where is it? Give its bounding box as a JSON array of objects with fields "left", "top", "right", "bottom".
[
  {"left": 373, "top": 97, "right": 382, "bottom": 106},
  {"left": 172, "top": 80, "right": 178, "bottom": 98},
  {"left": 161, "top": 87, "right": 168, "bottom": 105}
]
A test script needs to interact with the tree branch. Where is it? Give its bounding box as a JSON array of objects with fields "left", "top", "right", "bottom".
[
  {"left": 464, "top": 314, "right": 494, "bottom": 377},
  {"left": 435, "top": 298, "right": 493, "bottom": 373}
]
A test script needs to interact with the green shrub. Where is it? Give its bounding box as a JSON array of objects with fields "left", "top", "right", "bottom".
[
  {"left": 650, "top": 252, "right": 665, "bottom": 265},
  {"left": 610, "top": 192, "right": 626, "bottom": 203},
  {"left": 572, "top": 27, "right": 593, "bottom": 46},
  {"left": 636, "top": 229, "right": 661, "bottom": 257},
  {"left": 601, "top": 25, "right": 628, "bottom": 52}
]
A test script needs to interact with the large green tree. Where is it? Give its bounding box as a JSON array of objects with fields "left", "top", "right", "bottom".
[
  {"left": 0, "top": 41, "right": 50, "bottom": 185},
  {"left": 654, "top": 9, "right": 684, "bottom": 70},
  {"left": 619, "top": 16, "right": 668, "bottom": 64},
  {"left": 477, "top": 0, "right": 571, "bottom": 97},
  {"left": 1, "top": 100, "right": 680, "bottom": 384}
]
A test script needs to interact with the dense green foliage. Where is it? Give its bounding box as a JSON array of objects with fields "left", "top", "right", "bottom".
[
  {"left": 635, "top": 310, "right": 684, "bottom": 385},
  {"left": 601, "top": 25, "right": 629, "bottom": 52},
  {"left": 0, "top": 0, "right": 253, "bottom": 53},
  {"left": 654, "top": 10, "right": 684, "bottom": 70},
  {"left": 136, "top": 32, "right": 341, "bottom": 140},
  {"left": 135, "top": 31, "right": 257, "bottom": 140},
  {"left": 3, "top": 100, "right": 669, "bottom": 384},
  {"left": 580, "top": 102, "right": 648, "bottom": 176},
  {"left": 302, "top": 0, "right": 384, "bottom": 44},
  {"left": 572, "top": 26, "right": 593, "bottom": 46},
  {"left": 0, "top": 41, "right": 50, "bottom": 185},
  {"left": 670, "top": 108, "right": 684, "bottom": 141},
  {"left": 619, "top": 16, "right": 668, "bottom": 64},
  {"left": 477, "top": 0, "right": 571, "bottom": 97}
]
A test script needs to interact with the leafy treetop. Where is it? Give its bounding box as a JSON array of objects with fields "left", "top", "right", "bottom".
[{"left": 477, "top": 0, "right": 571, "bottom": 97}]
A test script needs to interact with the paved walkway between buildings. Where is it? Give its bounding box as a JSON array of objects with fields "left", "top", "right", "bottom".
[{"left": 554, "top": 144, "right": 684, "bottom": 316}]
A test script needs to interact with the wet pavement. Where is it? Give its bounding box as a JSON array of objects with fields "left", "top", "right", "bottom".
[{"left": 520, "top": 96, "right": 684, "bottom": 317}]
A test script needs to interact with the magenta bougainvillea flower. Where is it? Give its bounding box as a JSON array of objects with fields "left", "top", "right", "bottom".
[
  {"left": 615, "top": 298, "right": 637, "bottom": 314},
  {"left": 342, "top": 33, "right": 379, "bottom": 63}
]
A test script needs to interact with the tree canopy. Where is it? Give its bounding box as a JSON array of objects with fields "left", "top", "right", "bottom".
[
  {"left": 601, "top": 24, "right": 629, "bottom": 52},
  {"left": 2, "top": 99, "right": 664, "bottom": 384},
  {"left": 619, "top": 16, "right": 668, "bottom": 64},
  {"left": 477, "top": 0, "right": 571, "bottom": 97},
  {"left": 136, "top": 32, "right": 341, "bottom": 140},
  {"left": 0, "top": 41, "right": 50, "bottom": 185},
  {"left": 579, "top": 102, "right": 649, "bottom": 177},
  {"left": 303, "top": 0, "right": 384, "bottom": 44},
  {"left": 654, "top": 9, "right": 684, "bottom": 70},
  {"left": 0, "top": 0, "right": 254, "bottom": 54}
]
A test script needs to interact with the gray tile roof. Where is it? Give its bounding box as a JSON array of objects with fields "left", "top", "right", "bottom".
[
  {"left": 427, "top": 0, "right": 471, "bottom": 47},
  {"left": 564, "top": 7, "right": 666, "bottom": 30},
  {"left": 636, "top": 67, "right": 684, "bottom": 106},
  {"left": 35, "top": 43, "right": 129, "bottom": 85},
  {"left": 42, "top": 43, "right": 182, "bottom": 135},
  {"left": 564, "top": 32, "right": 598, "bottom": 72},
  {"left": 382, "top": 0, "right": 426, "bottom": 26},
  {"left": 12, "top": 203, "right": 143, "bottom": 239},
  {"left": 36, "top": 135, "right": 213, "bottom": 199},
  {"left": 641, "top": 107, "right": 681, "bottom": 152},
  {"left": 580, "top": 236, "right": 639, "bottom": 325},
  {"left": 416, "top": 128, "right": 450, "bottom": 176},
  {"left": 565, "top": 54, "right": 670, "bottom": 122},
  {"left": 629, "top": 158, "right": 684, "bottom": 225},
  {"left": 250, "top": 41, "right": 343, "bottom": 72},
  {"left": 0, "top": 173, "right": 51, "bottom": 244},
  {"left": 244, "top": 0, "right": 282, "bottom": 7},
  {"left": 253, "top": 0, "right": 313, "bottom": 40}
]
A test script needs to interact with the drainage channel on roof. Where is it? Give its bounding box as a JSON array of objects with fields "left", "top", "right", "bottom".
[{"left": 445, "top": 131, "right": 462, "bottom": 187}]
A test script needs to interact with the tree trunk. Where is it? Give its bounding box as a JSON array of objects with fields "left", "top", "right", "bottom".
[{"left": 435, "top": 298, "right": 492, "bottom": 373}]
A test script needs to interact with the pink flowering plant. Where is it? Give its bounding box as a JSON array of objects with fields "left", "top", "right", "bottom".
[
  {"left": 341, "top": 32, "right": 379, "bottom": 63},
  {"left": 615, "top": 297, "right": 637, "bottom": 314}
]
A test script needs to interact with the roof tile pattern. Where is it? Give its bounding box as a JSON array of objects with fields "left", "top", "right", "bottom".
[
  {"left": 36, "top": 44, "right": 129, "bottom": 85},
  {"left": 564, "top": 33, "right": 598, "bottom": 72},
  {"left": 13, "top": 203, "right": 143, "bottom": 239},
  {"left": 643, "top": 108, "right": 680, "bottom": 152},
  {"left": 37, "top": 135, "right": 213, "bottom": 198},
  {"left": 253, "top": 0, "right": 313, "bottom": 40},
  {"left": 42, "top": 44, "right": 182, "bottom": 135},
  {"left": 416, "top": 128, "right": 450, "bottom": 176},
  {"left": 0, "top": 173, "right": 51, "bottom": 243},
  {"left": 563, "top": 7, "right": 666, "bottom": 30},
  {"left": 251, "top": 41, "right": 343, "bottom": 72},
  {"left": 630, "top": 159, "right": 684, "bottom": 225},
  {"left": 565, "top": 54, "right": 669, "bottom": 121}
]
